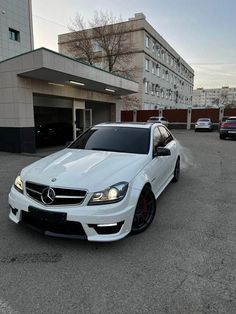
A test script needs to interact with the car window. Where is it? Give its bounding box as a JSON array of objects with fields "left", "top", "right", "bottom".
[
  {"left": 226, "top": 118, "right": 236, "bottom": 123},
  {"left": 69, "top": 126, "right": 151, "bottom": 155},
  {"left": 158, "top": 126, "right": 173, "bottom": 146},
  {"left": 153, "top": 127, "right": 163, "bottom": 147},
  {"left": 198, "top": 118, "right": 210, "bottom": 122}
]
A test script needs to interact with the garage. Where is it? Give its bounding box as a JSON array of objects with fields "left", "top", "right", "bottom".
[
  {"left": 0, "top": 48, "right": 138, "bottom": 153},
  {"left": 33, "top": 94, "right": 73, "bottom": 147}
]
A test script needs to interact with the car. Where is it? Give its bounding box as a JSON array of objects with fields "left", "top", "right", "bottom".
[
  {"left": 147, "top": 116, "right": 169, "bottom": 127},
  {"left": 9, "top": 122, "right": 180, "bottom": 242},
  {"left": 219, "top": 116, "right": 236, "bottom": 139},
  {"left": 195, "top": 118, "right": 213, "bottom": 131},
  {"left": 219, "top": 116, "right": 229, "bottom": 129},
  {"left": 35, "top": 122, "right": 73, "bottom": 147}
]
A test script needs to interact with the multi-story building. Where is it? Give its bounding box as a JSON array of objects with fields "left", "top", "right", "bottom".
[
  {"left": 58, "top": 13, "right": 194, "bottom": 110},
  {"left": 193, "top": 87, "right": 236, "bottom": 108},
  {"left": 0, "top": 0, "right": 34, "bottom": 61}
]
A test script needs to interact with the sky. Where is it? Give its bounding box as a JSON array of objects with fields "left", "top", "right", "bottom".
[{"left": 32, "top": 0, "right": 236, "bottom": 89}]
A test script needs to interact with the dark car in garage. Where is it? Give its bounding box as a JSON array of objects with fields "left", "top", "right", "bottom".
[{"left": 35, "top": 122, "right": 73, "bottom": 147}]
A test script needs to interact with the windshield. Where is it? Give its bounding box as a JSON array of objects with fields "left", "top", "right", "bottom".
[
  {"left": 198, "top": 118, "right": 210, "bottom": 122},
  {"left": 226, "top": 118, "right": 236, "bottom": 123},
  {"left": 69, "top": 126, "right": 151, "bottom": 154}
]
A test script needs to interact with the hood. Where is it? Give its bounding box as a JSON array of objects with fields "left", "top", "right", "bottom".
[{"left": 21, "top": 149, "right": 149, "bottom": 192}]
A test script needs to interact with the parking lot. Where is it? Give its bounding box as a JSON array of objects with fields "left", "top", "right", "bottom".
[{"left": 0, "top": 130, "right": 236, "bottom": 314}]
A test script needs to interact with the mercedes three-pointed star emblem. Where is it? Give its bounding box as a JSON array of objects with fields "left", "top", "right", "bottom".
[{"left": 41, "top": 187, "right": 56, "bottom": 205}]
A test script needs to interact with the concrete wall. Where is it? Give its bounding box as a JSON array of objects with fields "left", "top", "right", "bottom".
[{"left": 0, "top": 0, "right": 33, "bottom": 61}]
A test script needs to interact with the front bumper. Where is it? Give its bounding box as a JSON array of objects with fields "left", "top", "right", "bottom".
[
  {"left": 9, "top": 186, "right": 138, "bottom": 242},
  {"left": 219, "top": 129, "right": 236, "bottom": 137}
]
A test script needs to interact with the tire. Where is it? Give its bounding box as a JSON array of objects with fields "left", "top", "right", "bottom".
[
  {"left": 131, "top": 186, "right": 156, "bottom": 235},
  {"left": 220, "top": 134, "right": 226, "bottom": 140},
  {"left": 172, "top": 157, "right": 180, "bottom": 183}
]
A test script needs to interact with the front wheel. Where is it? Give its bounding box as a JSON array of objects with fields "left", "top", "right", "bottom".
[
  {"left": 220, "top": 134, "right": 226, "bottom": 140},
  {"left": 172, "top": 157, "right": 180, "bottom": 183},
  {"left": 131, "top": 187, "right": 156, "bottom": 235}
]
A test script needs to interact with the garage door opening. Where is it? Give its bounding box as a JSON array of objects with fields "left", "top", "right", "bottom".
[{"left": 33, "top": 94, "right": 73, "bottom": 148}]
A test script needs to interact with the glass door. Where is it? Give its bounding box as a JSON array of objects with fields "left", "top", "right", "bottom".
[{"left": 73, "top": 107, "right": 92, "bottom": 140}]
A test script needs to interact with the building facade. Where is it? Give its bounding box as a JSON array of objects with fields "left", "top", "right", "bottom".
[
  {"left": 0, "top": 0, "right": 33, "bottom": 61},
  {"left": 58, "top": 13, "right": 194, "bottom": 110},
  {"left": 193, "top": 87, "right": 236, "bottom": 108}
]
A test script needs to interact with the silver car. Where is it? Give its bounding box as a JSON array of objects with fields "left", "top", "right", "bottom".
[
  {"left": 147, "top": 116, "right": 169, "bottom": 127},
  {"left": 195, "top": 118, "right": 213, "bottom": 132}
]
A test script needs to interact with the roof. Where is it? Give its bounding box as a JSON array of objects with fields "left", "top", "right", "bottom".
[
  {"left": 95, "top": 122, "right": 156, "bottom": 129},
  {"left": 0, "top": 48, "right": 138, "bottom": 96}
]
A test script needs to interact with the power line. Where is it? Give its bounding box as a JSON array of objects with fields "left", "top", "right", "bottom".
[{"left": 33, "top": 14, "right": 69, "bottom": 29}]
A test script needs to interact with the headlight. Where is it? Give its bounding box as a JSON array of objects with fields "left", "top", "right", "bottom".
[
  {"left": 14, "top": 175, "right": 23, "bottom": 193},
  {"left": 88, "top": 182, "right": 128, "bottom": 205}
]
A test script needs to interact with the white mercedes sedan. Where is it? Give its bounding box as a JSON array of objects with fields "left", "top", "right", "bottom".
[{"left": 9, "top": 123, "right": 180, "bottom": 242}]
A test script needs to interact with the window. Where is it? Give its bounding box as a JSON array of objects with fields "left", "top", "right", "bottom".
[
  {"left": 156, "top": 46, "right": 160, "bottom": 57},
  {"left": 162, "top": 51, "right": 165, "bottom": 61},
  {"left": 145, "top": 58, "right": 150, "bottom": 71},
  {"left": 92, "top": 41, "right": 102, "bottom": 52},
  {"left": 156, "top": 64, "right": 160, "bottom": 77},
  {"left": 152, "top": 41, "right": 156, "bottom": 52},
  {"left": 9, "top": 28, "right": 20, "bottom": 42},
  {"left": 151, "top": 84, "right": 155, "bottom": 96},
  {"left": 155, "top": 85, "right": 160, "bottom": 97},
  {"left": 158, "top": 126, "right": 173, "bottom": 146},
  {"left": 152, "top": 61, "right": 155, "bottom": 74},
  {"left": 69, "top": 126, "right": 151, "bottom": 155},
  {"left": 162, "top": 69, "right": 165, "bottom": 80},
  {"left": 153, "top": 127, "right": 162, "bottom": 148},
  {"left": 145, "top": 35, "right": 150, "bottom": 48},
  {"left": 166, "top": 71, "right": 169, "bottom": 81},
  {"left": 145, "top": 81, "right": 149, "bottom": 94},
  {"left": 161, "top": 89, "right": 164, "bottom": 98}
]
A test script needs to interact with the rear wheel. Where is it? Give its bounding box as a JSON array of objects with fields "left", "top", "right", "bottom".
[
  {"left": 172, "top": 157, "right": 180, "bottom": 183},
  {"left": 131, "top": 187, "right": 156, "bottom": 235},
  {"left": 220, "top": 134, "right": 226, "bottom": 140}
]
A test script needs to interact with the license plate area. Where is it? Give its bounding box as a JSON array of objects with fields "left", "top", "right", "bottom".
[
  {"left": 28, "top": 206, "right": 67, "bottom": 223},
  {"left": 228, "top": 131, "right": 236, "bottom": 134}
]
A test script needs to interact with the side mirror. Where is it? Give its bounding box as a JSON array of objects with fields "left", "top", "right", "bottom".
[{"left": 154, "top": 146, "right": 171, "bottom": 157}]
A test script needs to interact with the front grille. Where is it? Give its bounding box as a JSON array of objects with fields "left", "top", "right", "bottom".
[
  {"left": 21, "top": 208, "right": 86, "bottom": 237},
  {"left": 25, "top": 181, "right": 87, "bottom": 206}
]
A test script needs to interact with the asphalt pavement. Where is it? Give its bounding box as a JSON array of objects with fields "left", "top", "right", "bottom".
[{"left": 0, "top": 130, "right": 235, "bottom": 314}]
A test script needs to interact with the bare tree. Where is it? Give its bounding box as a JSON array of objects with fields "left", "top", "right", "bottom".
[
  {"left": 68, "top": 11, "right": 136, "bottom": 79},
  {"left": 68, "top": 14, "right": 95, "bottom": 64}
]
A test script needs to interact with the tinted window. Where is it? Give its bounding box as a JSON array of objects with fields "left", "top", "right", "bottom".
[
  {"left": 153, "top": 127, "right": 162, "bottom": 147},
  {"left": 158, "top": 126, "right": 173, "bottom": 145},
  {"left": 226, "top": 118, "right": 236, "bottom": 123},
  {"left": 69, "top": 126, "right": 151, "bottom": 154}
]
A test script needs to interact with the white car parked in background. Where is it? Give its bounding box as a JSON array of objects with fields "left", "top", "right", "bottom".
[
  {"left": 195, "top": 118, "right": 213, "bottom": 131},
  {"left": 9, "top": 123, "right": 180, "bottom": 242},
  {"left": 147, "top": 116, "right": 169, "bottom": 127}
]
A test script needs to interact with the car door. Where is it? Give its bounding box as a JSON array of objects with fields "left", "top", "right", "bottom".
[
  {"left": 145, "top": 127, "right": 168, "bottom": 197},
  {"left": 158, "top": 126, "right": 177, "bottom": 181}
]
